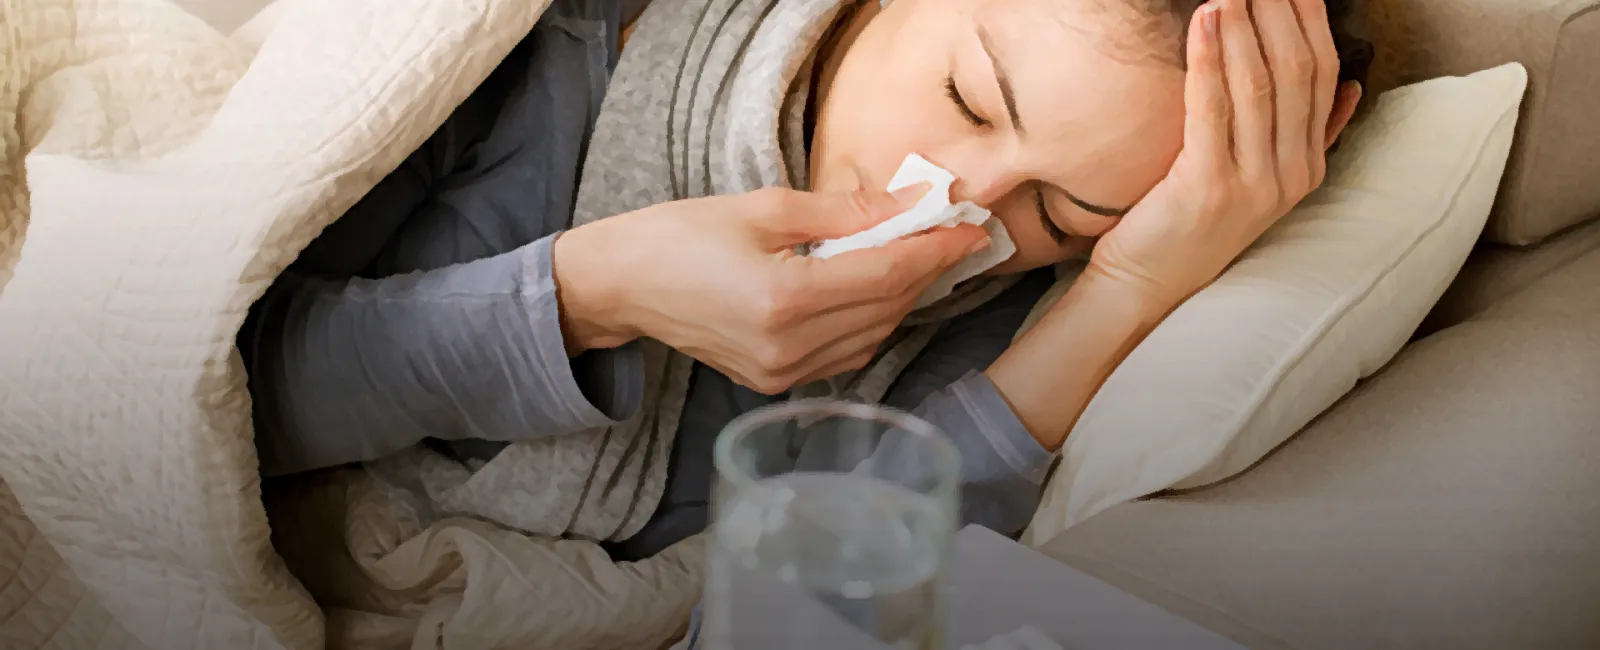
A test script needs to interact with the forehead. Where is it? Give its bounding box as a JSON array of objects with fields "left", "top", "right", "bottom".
[{"left": 972, "top": 0, "right": 1186, "bottom": 196}]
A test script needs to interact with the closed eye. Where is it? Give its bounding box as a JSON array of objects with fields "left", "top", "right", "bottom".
[
  {"left": 945, "top": 76, "right": 989, "bottom": 128},
  {"left": 1035, "top": 187, "right": 1069, "bottom": 245}
]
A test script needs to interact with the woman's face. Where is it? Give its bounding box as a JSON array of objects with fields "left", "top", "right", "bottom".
[{"left": 809, "top": 0, "right": 1189, "bottom": 274}]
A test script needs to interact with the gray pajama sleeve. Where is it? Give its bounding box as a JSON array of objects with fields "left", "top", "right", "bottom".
[
  {"left": 902, "top": 372, "right": 1054, "bottom": 538},
  {"left": 879, "top": 269, "right": 1058, "bottom": 537},
  {"left": 245, "top": 234, "right": 644, "bottom": 477}
]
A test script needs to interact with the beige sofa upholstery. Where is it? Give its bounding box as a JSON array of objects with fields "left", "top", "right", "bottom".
[
  {"left": 1365, "top": 0, "right": 1600, "bottom": 246},
  {"left": 1041, "top": 0, "right": 1600, "bottom": 647}
]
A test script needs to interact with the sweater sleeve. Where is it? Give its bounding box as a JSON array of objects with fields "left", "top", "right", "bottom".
[
  {"left": 243, "top": 233, "right": 644, "bottom": 477},
  {"left": 906, "top": 372, "right": 1054, "bottom": 536},
  {"left": 880, "top": 269, "right": 1058, "bottom": 537}
]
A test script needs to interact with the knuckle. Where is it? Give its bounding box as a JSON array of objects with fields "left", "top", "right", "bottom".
[
  {"left": 846, "top": 189, "right": 876, "bottom": 216},
  {"left": 867, "top": 253, "right": 909, "bottom": 291},
  {"left": 750, "top": 374, "right": 789, "bottom": 396},
  {"left": 1280, "top": 164, "right": 1313, "bottom": 199},
  {"left": 749, "top": 290, "right": 782, "bottom": 330},
  {"left": 1282, "top": 47, "right": 1315, "bottom": 79},
  {"left": 845, "top": 189, "right": 889, "bottom": 223},
  {"left": 752, "top": 276, "right": 801, "bottom": 330},
  {"left": 1309, "top": 159, "right": 1328, "bottom": 189},
  {"left": 1239, "top": 167, "right": 1275, "bottom": 194},
  {"left": 1201, "top": 94, "right": 1230, "bottom": 119},
  {"left": 1250, "top": 191, "right": 1282, "bottom": 217},
  {"left": 752, "top": 341, "right": 793, "bottom": 373},
  {"left": 1316, "top": 47, "right": 1340, "bottom": 78},
  {"left": 1242, "top": 69, "right": 1274, "bottom": 101}
]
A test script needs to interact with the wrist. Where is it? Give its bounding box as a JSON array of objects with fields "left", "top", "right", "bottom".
[
  {"left": 552, "top": 222, "right": 639, "bottom": 356},
  {"left": 987, "top": 264, "right": 1178, "bottom": 451},
  {"left": 1081, "top": 255, "right": 1195, "bottom": 315},
  {"left": 1077, "top": 260, "right": 1186, "bottom": 323}
]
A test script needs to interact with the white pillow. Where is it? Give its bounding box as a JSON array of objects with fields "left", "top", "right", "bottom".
[{"left": 1023, "top": 63, "right": 1530, "bottom": 546}]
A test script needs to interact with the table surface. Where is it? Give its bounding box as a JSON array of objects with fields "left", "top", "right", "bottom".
[{"left": 944, "top": 525, "right": 1246, "bottom": 650}]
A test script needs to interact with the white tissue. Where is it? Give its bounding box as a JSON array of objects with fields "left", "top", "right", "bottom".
[{"left": 809, "top": 153, "right": 1016, "bottom": 308}]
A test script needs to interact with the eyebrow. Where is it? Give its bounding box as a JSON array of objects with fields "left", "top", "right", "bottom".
[
  {"left": 976, "top": 25, "right": 1133, "bottom": 219},
  {"left": 977, "top": 28, "right": 1025, "bottom": 136}
]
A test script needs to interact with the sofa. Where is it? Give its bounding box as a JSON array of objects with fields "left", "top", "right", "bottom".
[
  {"left": 1036, "top": 0, "right": 1600, "bottom": 648},
  {"left": 16, "top": 0, "right": 1594, "bottom": 648}
]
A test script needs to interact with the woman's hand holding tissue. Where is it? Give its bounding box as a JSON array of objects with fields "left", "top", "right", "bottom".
[
  {"left": 553, "top": 184, "right": 989, "bottom": 394},
  {"left": 987, "top": 0, "right": 1351, "bottom": 449}
]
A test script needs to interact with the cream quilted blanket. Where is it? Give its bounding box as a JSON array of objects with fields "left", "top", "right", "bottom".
[{"left": 0, "top": 0, "right": 700, "bottom": 648}]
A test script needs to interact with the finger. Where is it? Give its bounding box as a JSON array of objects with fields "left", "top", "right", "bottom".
[
  {"left": 681, "top": 349, "right": 771, "bottom": 395},
  {"left": 761, "top": 299, "right": 904, "bottom": 376},
  {"left": 1183, "top": 2, "right": 1231, "bottom": 168},
  {"left": 1289, "top": 0, "right": 1338, "bottom": 152},
  {"left": 1254, "top": 0, "right": 1316, "bottom": 199},
  {"left": 802, "top": 224, "right": 990, "bottom": 303},
  {"left": 791, "top": 327, "right": 895, "bottom": 386},
  {"left": 752, "top": 183, "right": 932, "bottom": 248},
  {"left": 1218, "top": 0, "right": 1274, "bottom": 177}
]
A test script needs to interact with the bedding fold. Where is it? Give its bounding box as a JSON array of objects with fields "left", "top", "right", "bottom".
[{"left": 0, "top": 0, "right": 706, "bottom": 647}]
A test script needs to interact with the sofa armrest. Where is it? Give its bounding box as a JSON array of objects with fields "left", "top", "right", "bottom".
[{"left": 1368, "top": 0, "right": 1600, "bottom": 246}]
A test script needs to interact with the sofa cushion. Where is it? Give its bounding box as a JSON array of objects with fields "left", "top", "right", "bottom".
[
  {"left": 1022, "top": 64, "right": 1528, "bottom": 543},
  {"left": 1367, "top": 0, "right": 1600, "bottom": 245},
  {"left": 1039, "top": 240, "right": 1600, "bottom": 650},
  {"left": 1421, "top": 213, "right": 1600, "bottom": 336}
]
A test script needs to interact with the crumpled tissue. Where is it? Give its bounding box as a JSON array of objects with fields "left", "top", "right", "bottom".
[{"left": 810, "top": 153, "right": 1016, "bottom": 308}]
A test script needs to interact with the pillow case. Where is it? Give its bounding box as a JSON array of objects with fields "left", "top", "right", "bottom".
[{"left": 1023, "top": 63, "right": 1530, "bottom": 546}]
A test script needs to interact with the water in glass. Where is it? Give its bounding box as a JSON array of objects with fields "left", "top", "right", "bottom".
[{"left": 702, "top": 400, "right": 960, "bottom": 650}]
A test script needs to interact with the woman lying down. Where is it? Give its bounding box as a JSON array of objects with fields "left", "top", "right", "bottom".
[{"left": 244, "top": 0, "right": 1372, "bottom": 573}]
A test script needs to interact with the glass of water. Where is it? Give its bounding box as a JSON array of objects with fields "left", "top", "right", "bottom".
[{"left": 701, "top": 399, "right": 961, "bottom": 650}]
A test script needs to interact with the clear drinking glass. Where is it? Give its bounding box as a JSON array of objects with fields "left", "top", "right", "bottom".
[{"left": 701, "top": 400, "right": 962, "bottom": 650}]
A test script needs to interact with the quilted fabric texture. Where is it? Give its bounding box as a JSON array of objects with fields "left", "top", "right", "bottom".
[
  {"left": 0, "top": 0, "right": 564, "bottom": 647},
  {"left": 1023, "top": 64, "right": 1530, "bottom": 546},
  {"left": 0, "top": 477, "right": 148, "bottom": 650}
]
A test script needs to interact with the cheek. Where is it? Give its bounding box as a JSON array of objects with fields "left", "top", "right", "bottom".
[
  {"left": 811, "top": 42, "right": 955, "bottom": 192},
  {"left": 983, "top": 200, "right": 1069, "bottom": 275}
]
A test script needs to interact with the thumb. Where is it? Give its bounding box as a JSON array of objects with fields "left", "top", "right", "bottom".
[
  {"left": 806, "top": 223, "right": 991, "bottom": 299},
  {"left": 753, "top": 182, "right": 932, "bottom": 247}
]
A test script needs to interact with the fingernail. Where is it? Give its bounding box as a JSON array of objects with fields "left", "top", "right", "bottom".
[
  {"left": 967, "top": 235, "right": 992, "bottom": 255},
  {"left": 892, "top": 181, "right": 933, "bottom": 203},
  {"left": 1202, "top": 4, "right": 1219, "bottom": 36}
]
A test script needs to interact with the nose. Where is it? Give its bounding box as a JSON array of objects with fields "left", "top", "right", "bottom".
[{"left": 942, "top": 158, "right": 1021, "bottom": 209}]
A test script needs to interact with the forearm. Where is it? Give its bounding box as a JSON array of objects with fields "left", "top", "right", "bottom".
[
  {"left": 909, "top": 373, "right": 1055, "bottom": 536},
  {"left": 244, "top": 234, "right": 643, "bottom": 476},
  {"left": 984, "top": 265, "right": 1176, "bottom": 451}
]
